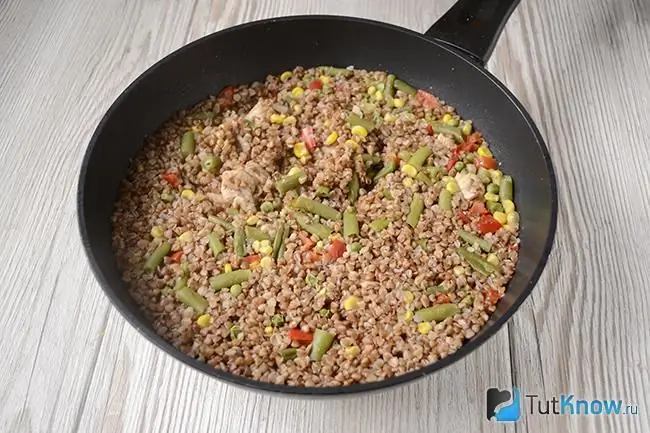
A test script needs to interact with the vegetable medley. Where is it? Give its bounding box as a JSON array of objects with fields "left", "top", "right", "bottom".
[{"left": 112, "top": 65, "right": 520, "bottom": 386}]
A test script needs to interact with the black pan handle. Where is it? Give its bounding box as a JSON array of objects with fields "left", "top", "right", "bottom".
[{"left": 424, "top": 0, "right": 521, "bottom": 66}]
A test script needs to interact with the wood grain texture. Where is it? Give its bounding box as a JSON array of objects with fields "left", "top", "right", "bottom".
[{"left": 0, "top": 0, "right": 647, "bottom": 432}]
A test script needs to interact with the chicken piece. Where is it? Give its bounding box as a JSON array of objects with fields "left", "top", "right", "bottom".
[
  {"left": 455, "top": 172, "right": 485, "bottom": 201},
  {"left": 220, "top": 161, "right": 269, "bottom": 211}
]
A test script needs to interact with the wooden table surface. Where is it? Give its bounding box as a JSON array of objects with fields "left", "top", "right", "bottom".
[{"left": 1, "top": 0, "right": 648, "bottom": 431}]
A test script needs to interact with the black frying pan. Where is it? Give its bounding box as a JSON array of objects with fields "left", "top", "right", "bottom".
[{"left": 77, "top": 0, "right": 557, "bottom": 396}]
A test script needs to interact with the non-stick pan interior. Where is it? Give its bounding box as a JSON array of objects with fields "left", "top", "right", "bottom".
[{"left": 79, "top": 16, "right": 556, "bottom": 395}]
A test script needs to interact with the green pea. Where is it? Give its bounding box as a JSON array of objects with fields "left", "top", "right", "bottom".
[
  {"left": 201, "top": 154, "right": 222, "bottom": 173},
  {"left": 230, "top": 284, "right": 243, "bottom": 298},
  {"left": 487, "top": 183, "right": 500, "bottom": 194},
  {"left": 454, "top": 161, "right": 465, "bottom": 172}
]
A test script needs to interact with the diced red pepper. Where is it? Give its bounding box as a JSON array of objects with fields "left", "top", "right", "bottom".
[
  {"left": 469, "top": 201, "right": 489, "bottom": 216},
  {"left": 219, "top": 86, "right": 234, "bottom": 103},
  {"left": 476, "top": 155, "right": 498, "bottom": 170},
  {"left": 169, "top": 250, "right": 183, "bottom": 263},
  {"left": 445, "top": 156, "right": 460, "bottom": 172},
  {"left": 325, "top": 238, "right": 346, "bottom": 260},
  {"left": 308, "top": 79, "right": 323, "bottom": 90},
  {"left": 478, "top": 215, "right": 502, "bottom": 234},
  {"left": 243, "top": 254, "right": 261, "bottom": 264},
  {"left": 425, "top": 124, "right": 434, "bottom": 135},
  {"left": 301, "top": 127, "right": 318, "bottom": 152},
  {"left": 435, "top": 293, "right": 451, "bottom": 304},
  {"left": 162, "top": 172, "right": 180, "bottom": 188},
  {"left": 416, "top": 89, "right": 441, "bottom": 110},
  {"left": 486, "top": 288, "right": 501, "bottom": 305},
  {"left": 458, "top": 211, "right": 471, "bottom": 224},
  {"left": 288, "top": 328, "right": 313, "bottom": 344}
]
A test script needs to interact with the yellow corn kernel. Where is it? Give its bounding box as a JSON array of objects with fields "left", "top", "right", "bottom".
[
  {"left": 270, "top": 114, "right": 286, "bottom": 124},
  {"left": 507, "top": 211, "right": 520, "bottom": 225},
  {"left": 260, "top": 256, "right": 273, "bottom": 269},
  {"left": 293, "top": 142, "right": 309, "bottom": 158},
  {"left": 315, "top": 240, "right": 324, "bottom": 249},
  {"left": 477, "top": 146, "right": 493, "bottom": 157},
  {"left": 502, "top": 199, "right": 515, "bottom": 214},
  {"left": 486, "top": 253, "right": 500, "bottom": 266},
  {"left": 299, "top": 155, "right": 310, "bottom": 164},
  {"left": 493, "top": 211, "right": 507, "bottom": 225},
  {"left": 194, "top": 193, "right": 205, "bottom": 202},
  {"left": 259, "top": 245, "right": 273, "bottom": 256},
  {"left": 291, "top": 87, "right": 304, "bottom": 98},
  {"left": 224, "top": 263, "right": 233, "bottom": 273},
  {"left": 446, "top": 180, "right": 460, "bottom": 194},
  {"left": 402, "top": 177, "right": 415, "bottom": 188},
  {"left": 384, "top": 113, "right": 397, "bottom": 123},
  {"left": 292, "top": 104, "right": 302, "bottom": 114},
  {"left": 442, "top": 113, "right": 453, "bottom": 124},
  {"left": 260, "top": 239, "right": 271, "bottom": 249},
  {"left": 319, "top": 75, "right": 331, "bottom": 84},
  {"left": 343, "top": 295, "right": 360, "bottom": 311},
  {"left": 150, "top": 226, "right": 164, "bottom": 238},
  {"left": 404, "top": 291, "right": 414, "bottom": 303},
  {"left": 393, "top": 98, "right": 405, "bottom": 108},
  {"left": 374, "top": 90, "right": 384, "bottom": 101},
  {"left": 351, "top": 125, "right": 368, "bottom": 138},
  {"left": 345, "top": 139, "right": 359, "bottom": 149},
  {"left": 196, "top": 314, "right": 212, "bottom": 328},
  {"left": 403, "top": 310, "right": 414, "bottom": 322},
  {"left": 453, "top": 266, "right": 465, "bottom": 276},
  {"left": 179, "top": 231, "right": 193, "bottom": 243},
  {"left": 490, "top": 169, "right": 503, "bottom": 184},
  {"left": 401, "top": 164, "right": 418, "bottom": 178},
  {"left": 280, "top": 71, "right": 292, "bottom": 81},
  {"left": 367, "top": 85, "right": 377, "bottom": 95},
  {"left": 442, "top": 175, "right": 454, "bottom": 183},
  {"left": 288, "top": 166, "right": 302, "bottom": 176},
  {"left": 181, "top": 189, "right": 195, "bottom": 199},
  {"left": 246, "top": 216, "right": 259, "bottom": 226},
  {"left": 417, "top": 322, "right": 432, "bottom": 334},
  {"left": 325, "top": 131, "right": 339, "bottom": 145},
  {"left": 282, "top": 115, "right": 297, "bottom": 126},
  {"left": 344, "top": 345, "right": 361, "bottom": 359},
  {"left": 264, "top": 325, "right": 274, "bottom": 335},
  {"left": 484, "top": 192, "right": 499, "bottom": 202},
  {"left": 252, "top": 240, "right": 261, "bottom": 252}
]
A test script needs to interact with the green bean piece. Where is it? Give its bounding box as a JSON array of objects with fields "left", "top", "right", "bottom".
[
  {"left": 245, "top": 226, "right": 271, "bottom": 242},
  {"left": 234, "top": 226, "right": 246, "bottom": 257},
  {"left": 260, "top": 201, "right": 275, "bottom": 213},
  {"left": 209, "top": 270, "right": 251, "bottom": 290},
  {"left": 413, "top": 304, "right": 459, "bottom": 323},
  {"left": 309, "top": 329, "right": 335, "bottom": 361},
  {"left": 456, "top": 247, "right": 497, "bottom": 276},
  {"left": 176, "top": 285, "right": 208, "bottom": 314},
  {"left": 415, "top": 172, "right": 432, "bottom": 186},
  {"left": 408, "top": 146, "right": 433, "bottom": 168},
  {"left": 438, "top": 189, "right": 452, "bottom": 211},
  {"left": 477, "top": 167, "right": 492, "bottom": 185},
  {"left": 319, "top": 308, "right": 331, "bottom": 318},
  {"left": 180, "top": 131, "right": 196, "bottom": 158},
  {"left": 487, "top": 183, "right": 500, "bottom": 194},
  {"left": 294, "top": 212, "right": 331, "bottom": 240},
  {"left": 407, "top": 194, "right": 424, "bottom": 228},
  {"left": 429, "top": 122, "right": 464, "bottom": 142},
  {"left": 394, "top": 79, "right": 417, "bottom": 95},
  {"left": 201, "top": 154, "right": 222, "bottom": 173},
  {"left": 143, "top": 242, "right": 171, "bottom": 271},
  {"left": 397, "top": 150, "right": 412, "bottom": 162},
  {"left": 323, "top": 66, "right": 353, "bottom": 77},
  {"left": 292, "top": 196, "right": 341, "bottom": 221},
  {"left": 362, "top": 153, "right": 381, "bottom": 165},
  {"left": 271, "top": 314, "right": 284, "bottom": 327},
  {"left": 172, "top": 275, "right": 189, "bottom": 292},
  {"left": 229, "top": 325, "right": 242, "bottom": 340},
  {"left": 487, "top": 201, "right": 505, "bottom": 214},
  {"left": 385, "top": 74, "right": 396, "bottom": 107},
  {"left": 208, "top": 215, "right": 234, "bottom": 232},
  {"left": 348, "top": 173, "right": 360, "bottom": 203},
  {"left": 230, "top": 284, "right": 243, "bottom": 298},
  {"left": 349, "top": 242, "right": 362, "bottom": 253},
  {"left": 208, "top": 232, "right": 225, "bottom": 257},
  {"left": 427, "top": 284, "right": 449, "bottom": 295},
  {"left": 280, "top": 348, "right": 298, "bottom": 361},
  {"left": 160, "top": 191, "right": 174, "bottom": 203},
  {"left": 278, "top": 227, "right": 291, "bottom": 258},
  {"left": 272, "top": 222, "right": 286, "bottom": 260},
  {"left": 381, "top": 188, "right": 393, "bottom": 200},
  {"left": 457, "top": 230, "right": 492, "bottom": 252},
  {"left": 343, "top": 210, "right": 359, "bottom": 238},
  {"left": 316, "top": 186, "right": 331, "bottom": 198},
  {"left": 347, "top": 113, "right": 375, "bottom": 132},
  {"left": 368, "top": 218, "right": 389, "bottom": 232},
  {"left": 500, "top": 175, "right": 514, "bottom": 202},
  {"left": 276, "top": 172, "right": 304, "bottom": 195},
  {"left": 373, "top": 160, "right": 397, "bottom": 182}
]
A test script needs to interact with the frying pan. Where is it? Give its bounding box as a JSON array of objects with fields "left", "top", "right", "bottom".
[{"left": 77, "top": 0, "right": 558, "bottom": 396}]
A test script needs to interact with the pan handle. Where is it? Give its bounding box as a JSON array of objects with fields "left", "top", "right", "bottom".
[{"left": 424, "top": 0, "right": 521, "bottom": 66}]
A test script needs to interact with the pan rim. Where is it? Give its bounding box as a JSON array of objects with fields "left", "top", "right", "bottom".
[{"left": 77, "top": 14, "right": 558, "bottom": 397}]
